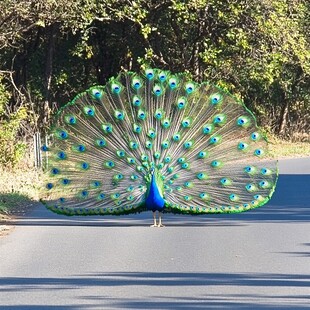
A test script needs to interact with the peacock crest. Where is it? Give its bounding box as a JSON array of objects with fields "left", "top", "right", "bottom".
[{"left": 42, "top": 68, "right": 278, "bottom": 218}]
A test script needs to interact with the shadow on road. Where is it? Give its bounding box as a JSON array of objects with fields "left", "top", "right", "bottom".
[
  {"left": 5, "top": 174, "right": 310, "bottom": 227},
  {"left": 0, "top": 271, "right": 309, "bottom": 309},
  {"left": 280, "top": 243, "right": 310, "bottom": 257}
]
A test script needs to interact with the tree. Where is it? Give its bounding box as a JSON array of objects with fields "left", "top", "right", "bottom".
[{"left": 0, "top": 0, "right": 309, "bottom": 143}]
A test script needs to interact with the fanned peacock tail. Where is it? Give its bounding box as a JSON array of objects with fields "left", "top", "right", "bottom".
[{"left": 41, "top": 68, "right": 278, "bottom": 216}]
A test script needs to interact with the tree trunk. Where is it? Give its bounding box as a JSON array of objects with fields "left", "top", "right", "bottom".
[
  {"left": 278, "top": 100, "right": 289, "bottom": 135},
  {"left": 42, "top": 24, "right": 57, "bottom": 131}
]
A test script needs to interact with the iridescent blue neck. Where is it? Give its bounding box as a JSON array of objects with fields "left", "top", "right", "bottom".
[{"left": 145, "top": 173, "right": 165, "bottom": 212}]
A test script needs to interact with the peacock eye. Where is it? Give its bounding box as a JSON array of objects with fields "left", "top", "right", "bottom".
[
  {"left": 146, "top": 69, "right": 154, "bottom": 79},
  {"left": 57, "top": 151, "right": 66, "bottom": 159},
  {"left": 237, "top": 116, "right": 250, "bottom": 127},
  {"left": 60, "top": 131, "right": 68, "bottom": 138},
  {"left": 111, "top": 83, "right": 121, "bottom": 94},
  {"left": 96, "top": 139, "right": 106, "bottom": 147},
  {"left": 164, "top": 156, "right": 171, "bottom": 163},
  {"left": 169, "top": 78, "right": 177, "bottom": 89},
  {"left": 251, "top": 132, "right": 260, "bottom": 141},
  {"left": 65, "top": 115, "right": 77, "bottom": 125},
  {"left": 41, "top": 145, "right": 49, "bottom": 151},
  {"left": 91, "top": 88, "right": 102, "bottom": 99},
  {"left": 210, "top": 136, "right": 219, "bottom": 144},
  {"left": 137, "top": 109, "right": 147, "bottom": 120},
  {"left": 130, "top": 141, "right": 138, "bottom": 149},
  {"left": 132, "top": 95, "right": 142, "bottom": 106},
  {"left": 254, "top": 149, "right": 264, "bottom": 156},
  {"left": 153, "top": 85, "right": 162, "bottom": 96},
  {"left": 132, "top": 78, "right": 142, "bottom": 89},
  {"left": 81, "top": 162, "right": 89, "bottom": 169},
  {"left": 162, "top": 141, "right": 170, "bottom": 149},
  {"left": 211, "top": 160, "right": 222, "bottom": 168},
  {"left": 198, "top": 151, "right": 207, "bottom": 159},
  {"left": 161, "top": 119, "right": 170, "bottom": 128},
  {"left": 158, "top": 72, "right": 166, "bottom": 81},
  {"left": 185, "top": 83, "right": 195, "bottom": 94},
  {"left": 94, "top": 91, "right": 101, "bottom": 98},
  {"left": 210, "top": 93, "right": 223, "bottom": 105},
  {"left": 46, "top": 183, "right": 53, "bottom": 189},
  {"left": 184, "top": 141, "right": 193, "bottom": 149},
  {"left": 51, "top": 168, "right": 59, "bottom": 175}
]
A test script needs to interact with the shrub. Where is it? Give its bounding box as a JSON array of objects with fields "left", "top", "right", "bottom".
[{"left": 0, "top": 77, "right": 28, "bottom": 168}]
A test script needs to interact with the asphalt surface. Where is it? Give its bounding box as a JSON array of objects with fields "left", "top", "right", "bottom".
[{"left": 0, "top": 157, "right": 309, "bottom": 309}]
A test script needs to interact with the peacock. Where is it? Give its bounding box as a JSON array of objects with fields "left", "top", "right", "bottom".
[{"left": 41, "top": 68, "right": 278, "bottom": 227}]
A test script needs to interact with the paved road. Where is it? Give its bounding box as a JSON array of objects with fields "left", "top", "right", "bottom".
[{"left": 0, "top": 158, "right": 309, "bottom": 309}]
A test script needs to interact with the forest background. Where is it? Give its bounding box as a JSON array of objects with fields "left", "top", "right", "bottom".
[{"left": 0, "top": 0, "right": 309, "bottom": 212}]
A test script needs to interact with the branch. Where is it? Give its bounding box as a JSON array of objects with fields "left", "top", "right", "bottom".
[
  {"left": 0, "top": 70, "right": 13, "bottom": 74},
  {"left": 0, "top": 11, "right": 15, "bottom": 28}
]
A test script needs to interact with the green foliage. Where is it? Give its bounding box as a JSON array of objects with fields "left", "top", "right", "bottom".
[
  {"left": 0, "top": 0, "right": 309, "bottom": 140},
  {"left": 0, "top": 77, "right": 9, "bottom": 116},
  {"left": 0, "top": 79, "right": 28, "bottom": 167}
]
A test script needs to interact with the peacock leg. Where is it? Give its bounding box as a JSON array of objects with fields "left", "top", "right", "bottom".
[
  {"left": 150, "top": 211, "right": 157, "bottom": 227},
  {"left": 157, "top": 212, "right": 165, "bottom": 227}
]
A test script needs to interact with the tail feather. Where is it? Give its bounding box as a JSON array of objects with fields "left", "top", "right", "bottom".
[{"left": 42, "top": 68, "right": 278, "bottom": 216}]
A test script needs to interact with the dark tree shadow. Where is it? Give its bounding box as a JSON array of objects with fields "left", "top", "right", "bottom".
[
  {"left": 0, "top": 272, "right": 309, "bottom": 309},
  {"left": 280, "top": 243, "right": 310, "bottom": 257}
]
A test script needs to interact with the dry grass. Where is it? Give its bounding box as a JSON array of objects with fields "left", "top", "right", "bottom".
[
  {"left": 0, "top": 168, "right": 42, "bottom": 199},
  {"left": 268, "top": 139, "right": 310, "bottom": 159},
  {"left": 0, "top": 168, "right": 43, "bottom": 216},
  {"left": 0, "top": 142, "right": 44, "bottom": 216}
]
